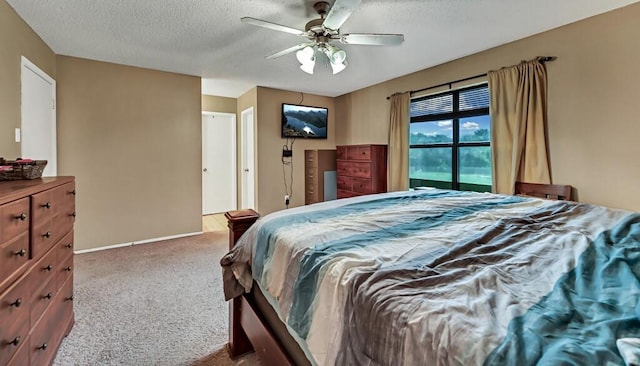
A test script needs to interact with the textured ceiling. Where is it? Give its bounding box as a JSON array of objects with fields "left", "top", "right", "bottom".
[{"left": 6, "top": 0, "right": 639, "bottom": 98}]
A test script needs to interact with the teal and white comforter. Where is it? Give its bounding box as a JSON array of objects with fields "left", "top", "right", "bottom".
[{"left": 221, "top": 189, "right": 640, "bottom": 365}]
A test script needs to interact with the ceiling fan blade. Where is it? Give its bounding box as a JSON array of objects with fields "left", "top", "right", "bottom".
[
  {"left": 339, "top": 33, "right": 405, "bottom": 46},
  {"left": 241, "top": 17, "right": 307, "bottom": 36},
  {"left": 322, "top": 0, "right": 362, "bottom": 31},
  {"left": 265, "top": 43, "right": 314, "bottom": 59}
]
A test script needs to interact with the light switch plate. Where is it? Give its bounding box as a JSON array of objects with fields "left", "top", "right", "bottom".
[{"left": 15, "top": 128, "right": 20, "bottom": 142}]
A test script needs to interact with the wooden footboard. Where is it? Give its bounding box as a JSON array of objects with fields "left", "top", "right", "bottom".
[{"left": 224, "top": 209, "right": 298, "bottom": 366}]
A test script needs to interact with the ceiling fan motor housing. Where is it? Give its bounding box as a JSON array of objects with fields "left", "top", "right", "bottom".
[{"left": 305, "top": 18, "right": 325, "bottom": 34}]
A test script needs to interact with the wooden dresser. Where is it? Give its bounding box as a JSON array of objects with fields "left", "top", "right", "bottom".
[
  {"left": 336, "top": 145, "right": 387, "bottom": 199},
  {"left": 0, "top": 177, "right": 76, "bottom": 366},
  {"left": 304, "top": 149, "right": 337, "bottom": 205}
]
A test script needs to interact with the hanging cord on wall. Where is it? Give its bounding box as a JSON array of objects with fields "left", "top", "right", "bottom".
[
  {"left": 299, "top": 92, "right": 304, "bottom": 105},
  {"left": 282, "top": 137, "right": 295, "bottom": 208}
]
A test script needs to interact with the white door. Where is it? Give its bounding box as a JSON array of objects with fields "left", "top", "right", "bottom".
[
  {"left": 241, "top": 107, "right": 256, "bottom": 209},
  {"left": 21, "top": 56, "right": 56, "bottom": 176},
  {"left": 202, "top": 112, "right": 237, "bottom": 215}
]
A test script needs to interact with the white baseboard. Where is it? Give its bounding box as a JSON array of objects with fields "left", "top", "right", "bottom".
[{"left": 74, "top": 231, "right": 204, "bottom": 254}]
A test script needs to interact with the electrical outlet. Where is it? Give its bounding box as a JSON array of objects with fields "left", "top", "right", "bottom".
[{"left": 284, "top": 195, "right": 290, "bottom": 206}]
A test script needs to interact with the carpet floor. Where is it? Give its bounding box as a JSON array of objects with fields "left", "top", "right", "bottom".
[{"left": 53, "top": 231, "right": 260, "bottom": 366}]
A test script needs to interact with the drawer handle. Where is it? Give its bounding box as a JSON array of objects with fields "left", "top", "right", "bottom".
[
  {"left": 70, "top": 211, "right": 76, "bottom": 217},
  {"left": 44, "top": 264, "right": 53, "bottom": 271},
  {"left": 10, "top": 298, "right": 22, "bottom": 307},
  {"left": 65, "top": 266, "right": 72, "bottom": 272},
  {"left": 38, "top": 343, "right": 48, "bottom": 350},
  {"left": 42, "top": 202, "right": 52, "bottom": 209},
  {"left": 8, "top": 337, "right": 20, "bottom": 346},
  {"left": 70, "top": 189, "right": 76, "bottom": 195},
  {"left": 16, "top": 213, "right": 27, "bottom": 221},
  {"left": 14, "top": 249, "right": 27, "bottom": 257},
  {"left": 43, "top": 293, "right": 53, "bottom": 300},
  {"left": 66, "top": 295, "right": 74, "bottom": 302},
  {"left": 65, "top": 243, "right": 73, "bottom": 249},
  {"left": 44, "top": 231, "right": 52, "bottom": 238}
]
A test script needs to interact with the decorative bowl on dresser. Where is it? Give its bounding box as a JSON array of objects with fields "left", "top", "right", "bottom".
[{"left": 0, "top": 176, "right": 76, "bottom": 366}]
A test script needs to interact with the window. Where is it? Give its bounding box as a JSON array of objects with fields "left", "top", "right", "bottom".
[{"left": 409, "top": 84, "right": 491, "bottom": 192}]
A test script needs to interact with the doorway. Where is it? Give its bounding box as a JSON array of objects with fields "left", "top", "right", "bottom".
[
  {"left": 240, "top": 107, "right": 256, "bottom": 209},
  {"left": 202, "top": 112, "right": 237, "bottom": 215},
  {"left": 21, "top": 56, "right": 56, "bottom": 176}
]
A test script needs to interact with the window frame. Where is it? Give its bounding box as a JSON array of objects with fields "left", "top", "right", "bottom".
[{"left": 409, "top": 83, "right": 491, "bottom": 191}]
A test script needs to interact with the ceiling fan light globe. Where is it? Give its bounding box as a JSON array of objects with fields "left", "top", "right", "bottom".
[
  {"left": 331, "top": 49, "right": 347, "bottom": 64},
  {"left": 331, "top": 61, "right": 347, "bottom": 74},
  {"left": 300, "top": 61, "right": 315, "bottom": 74},
  {"left": 296, "top": 46, "right": 315, "bottom": 64}
]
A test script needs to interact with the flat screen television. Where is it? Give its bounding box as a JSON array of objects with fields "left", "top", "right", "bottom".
[{"left": 281, "top": 103, "right": 328, "bottom": 139}]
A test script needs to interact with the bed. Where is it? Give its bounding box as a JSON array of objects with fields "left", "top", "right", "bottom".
[{"left": 221, "top": 189, "right": 640, "bottom": 366}]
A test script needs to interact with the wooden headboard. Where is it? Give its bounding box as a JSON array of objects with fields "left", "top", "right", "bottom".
[{"left": 515, "top": 181, "right": 572, "bottom": 201}]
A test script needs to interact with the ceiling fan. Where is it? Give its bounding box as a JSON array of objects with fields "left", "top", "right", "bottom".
[{"left": 241, "top": 0, "right": 404, "bottom": 74}]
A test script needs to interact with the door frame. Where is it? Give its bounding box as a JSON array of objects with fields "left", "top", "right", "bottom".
[
  {"left": 202, "top": 111, "right": 237, "bottom": 215},
  {"left": 240, "top": 107, "right": 256, "bottom": 209},
  {"left": 21, "top": 56, "right": 57, "bottom": 175}
]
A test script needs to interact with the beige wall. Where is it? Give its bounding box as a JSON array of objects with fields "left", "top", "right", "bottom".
[
  {"left": 56, "top": 56, "right": 202, "bottom": 251},
  {"left": 202, "top": 94, "right": 237, "bottom": 114},
  {"left": 0, "top": 0, "right": 56, "bottom": 158},
  {"left": 256, "top": 87, "right": 336, "bottom": 214},
  {"left": 337, "top": 3, "right": 640, "bottom": 212}
]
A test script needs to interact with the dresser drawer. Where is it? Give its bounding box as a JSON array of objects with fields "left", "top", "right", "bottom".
[
  {"left": 304, "top": 150, "right": 317, "bottom": 167},
  {"left": 0, "top": 233, "right": 29, "bottom": 287},
  {"left": 346, "top": 145, "right": 371, "bottom": 160},
  {"left": 305, "top": 166, "right": 316, "bottom": 181},
  {"left": 28, "top": 247, "right": 58, "bottom": 326},
  {"left": 30, "top": 253, "right": 74, "bottom": 366},
  {"left": 6, "top": 336, "right": 29, "bottom": 366},
  {"left": 337, "top": 161, "right": 372, "bottom": 179},
  {"left": 0, "top": 276, "right": 31, "bottom": 366},
  {"left": 57, "top": 254, "right": 74, "bottom": 290},
  {"left": 29, "top": 306, "right": 60, "bottom": 366},
  {"left": 31, "top": 219, "right": 56, "bottom": 260},
  {"left": 305, "top": 191, "right": 318, "bottom": 205},
  {"left": 56, "top": 231, "right": 74, "bottom": 264},
  {"left": 336, "top": 146, "right": 347, "bottom": 160},
  {"left": 58, "top": 275, "right": 74, "bottom": 319},
  {"left": 0, "top": 317, "right": 28, "bottom": 366},
  {"left": 30, "top": 277, "right": 57, "bottom": 329},
  {"left": 337, "top": 175, "right": 353, "bottom": 191},
  {"left": 306, "top": 180, "right": 315, "bottom": 194},
  {"left": 53, "top": 182, "right": 76, "bottom": 225},
  {"left": 337, "top": 189, "right": 361, "bottom": 199},
  {"left": 352, "top": 178, "right": 375, "bottom": 194},
  {"left": 53, "top": 213, "right": 74, "bottom": 245},
  {"left": 53, "top": 182, "right": 76, "bottom": 209},
  {"left": 1, "top": 198, "right": 30, "bottom": 244},
  {"left": 31, "top": 191, "right": 55, "bottom": 224}
]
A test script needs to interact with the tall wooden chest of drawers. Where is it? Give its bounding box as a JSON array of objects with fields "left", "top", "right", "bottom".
[
  {"left": 336, "top": 144, "right": 388, "bottom": 198},
  {"left": 0, "top": 177, "right": 75, "bottom": 366},
  {"left": 304, "top": 149, "right": 337, "bottom": 205}
]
